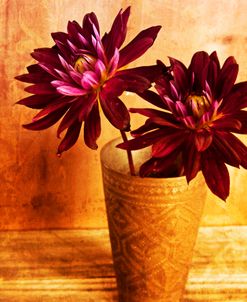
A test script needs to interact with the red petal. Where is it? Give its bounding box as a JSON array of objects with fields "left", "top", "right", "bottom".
[
  {"left": 16, "top": 95, "right": 59, "bottom": 109},
  {"left": 129, "top": 108, "right": 179, "bottom": 128},
  {"left": 169, "top": 57, "right": 189, "bottom": 97},
  {"left": 220, "top": 82, "right": 247, "bottom": 113},
  {"left": 195, "top": 130, "right": 213, "bottom": 151},
  {"left": 212, "top": 131, "right": 241, "bottom": 167},
  {"left": 117, "top": 129, "right": 165, "bottom": 150},
  {"left": 131, "top": 119, "right": 158, "bottom": 137},
  {"left": 67, "top": 21, "right": 83, "bottom": 41},
  {"left": 31, "top": 48, "right": 60, "bottom": 66},
  {"left": 216, "top": 56, "right": 239, "bottom": 100},
  {"left": 84, "top": 102, "right": 101, "bottom": 150},
  {"left": 201, "top": 151, "right": 230, "bottom": 201},
  {"left": 32, "top": 97, "right": 72, "bottom": 121},
  {"left": 25, "top": 83, "right": 57, "bottom": 95},
  {"left": 99, "top": 93, "right": 130, "bottom": 130},
  {"left": 57, "top": 95, "right": 96, "bottom": 137},
  {"left": 102, "top": 77, "right": 125, "bottom": 98},
  {"left": 137, "top": 90, "right": 168, "bottom": 110},
  {"left": 232, "top": 110, "right": 247, "bottom": 134},
  {"left": 102, "top": 7, "right": 130, "bottom": 59},
  {"left": 57, "top": 120, "right": 82, "bottom": 155},
  {"left": 140, "top": 151, "right": 182, "bottom": 178},
  {"left": 188, "top": 51, "right": 210, "bottom": 91},
  {"left": 210, "top": 51, "right": 220, "bottom": 71},
  {"left": 23, "top": 106, "right": 69, "bottom": 131},
  {"left": 122, "top": 64, "right": 163, "bottom": 83},
  {"left": 15, "top": 72, "right": 53, "bottom": 83},
  {"left": 214, "top": 131, "right": 247, "bottom": 169},
  {"left": 118, "top": 26, "right": 161, "bottom": 68},
  {"left": 51, "top": 32, "right": 68, "bottom": 45},
  {"left": 57, "top": 85, "right": 87, "bottom": 96},
  {"left": 211, "top": 116, "right": 241, "bottom": 131},
  {"left": 115, "top": 71, "right": 150, "bottom": 93},
  {"left": 83, "top": 12, "right": 100, "bottom": 34},
  {"left": 26, "top": 64, "right": 45, "bottom": 73},
  {"left": 183, "top": 135, "right": 201, "bottom": 182},
  {"left": 152, "top": 131, "right": 185, "bottom": 158}
]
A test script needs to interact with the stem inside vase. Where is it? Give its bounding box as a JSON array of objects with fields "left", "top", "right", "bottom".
[{"left": 120, "top": 130, "right": 136, "bottom": 176}]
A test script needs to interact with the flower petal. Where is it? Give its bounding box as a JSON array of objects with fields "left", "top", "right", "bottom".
[
  {"left": 129, "top": 108, "right": 179, "bottom": 128},
  {"left": 131, "top": 119, "right": 158, "bottom": 137},
  {"left": 15, "top": 94, "right": 59, "bottom": 109},
  {"left": 140, "top": 151, "right": 182, "bottom": 178},
  {"left": 57, "top": 120, "right": 82, "bottom": 155},
  {"left": 220, "top": 81, "right": 247, "bottom": 112},
  {"left": 216, "top": 56, "right": 239, "bottom": 100},
  {"left": 183, "top": 134, "right": 201, "bottom": 182},
  {"left": 201, "top": 151, "right": 230, "bottom": 201},
  {"left": 81, "top": 71, "right": 99, "bottom": 90},
  {"left": 32, "top": 97, "right": 73, "bottom": 121},
  {"left": 152, "top": 131, "right": 185, "bottom": 158},
  {"left": 123, "top": 64, "right": 164, "bottom": 83},
  {"left": 15, "top": 72, "right": 53, "bottom": 83},
  {"left": 57, "top": 94, "right": 96, "bottom": 137},
  {"left": 118, "top": 26, "right": 161, "bottom": 68},
  {"left": 188, "top": 51, "right": 210, "bottom": 91},
  {"left": 31, "top": 48, "right": 60, "bottom": 66},
  {"left": 25, "top": 83, "right": 57, "bottom": 95},
  {"left": 57, "top": 85, "right": 88, "bottom": 96},
  {"left": 211, "top": 116, "right": 241, "bottom": 131},
  {"left": 102, "top": 78, "right": 125, "bottom": 98},
  {"left": 23, "top": 106, "right": 69, "bottom": 131},
  {"left": 194, "top": 130, "right": 213, "bottom": 151},
  {"left": 214, "top": 131, "right": 247, "bottom": 169},
  {"left": 84, "top": 102, "right": 101, "bottom": 150},
  {"left": 212, "top": 131, "right": 241, "bottom": 167},
  {"left": 83, "top": 12, "right": 100, "bottom": 35},
  {"left": 137, "top": 90, "right": 168, "bottom": 110},
  {"left": 115, "top": 71, "right": 150, "bottom": 93},
  {"left": 117, "top": 129, "right": 165, "bottom": 150},
  {"left": 102, "top": 7, "right": 130, "bottom": 59},
  {"left": 208, "top": 51, "right": 220, "bottom": 91},
  {"left": 99, "top": 93, "right": 130, "bottom": 130},
  {"left": 231, "top": 110, "right": 247, "bottom": 134},
  {"left": 169, "top": 57, "right": 189, "bottom": 97}
]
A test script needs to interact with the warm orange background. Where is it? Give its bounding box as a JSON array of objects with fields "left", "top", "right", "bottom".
[{"left": 0, "top": 0, "right": 247, "bottom": 230}]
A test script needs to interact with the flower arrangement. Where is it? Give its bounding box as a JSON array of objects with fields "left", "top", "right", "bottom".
[{"left": 16, "top": 7, "right": 247, "bottom": 201}]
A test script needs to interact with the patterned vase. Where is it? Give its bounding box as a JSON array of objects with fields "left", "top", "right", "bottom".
[{"left": 100, "top": 138, "right": 206, "bottom": 302}]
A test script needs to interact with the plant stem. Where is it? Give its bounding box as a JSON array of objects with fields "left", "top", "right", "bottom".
[{"left": 120, "top": 130, "right": 135, "bottom": 176}]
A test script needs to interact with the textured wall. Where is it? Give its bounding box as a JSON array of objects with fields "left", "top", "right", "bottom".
[{"left": 0, "top": 0, "right": 247, "bottom": 230}]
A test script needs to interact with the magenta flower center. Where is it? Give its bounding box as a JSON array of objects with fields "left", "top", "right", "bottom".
[{"left": 186, "top": 94, "right": 211, "bottom": 119}]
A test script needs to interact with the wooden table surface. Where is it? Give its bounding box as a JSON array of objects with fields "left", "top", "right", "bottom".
[{"left": 0, "top": 226, "right": 247, "bottom": 302}]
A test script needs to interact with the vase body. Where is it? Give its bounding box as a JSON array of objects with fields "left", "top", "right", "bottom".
[{"left": 100, "top": 139, "right": 206, "bottom": 302}]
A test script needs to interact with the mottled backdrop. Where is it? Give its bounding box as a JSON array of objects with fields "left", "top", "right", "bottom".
[{"left": 0, "top": 0, "right": 247, "bottom": 229}]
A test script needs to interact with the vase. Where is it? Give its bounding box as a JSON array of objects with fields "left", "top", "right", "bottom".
[{"left": 100, "top": 138, "right": 206, "bottom": 302}]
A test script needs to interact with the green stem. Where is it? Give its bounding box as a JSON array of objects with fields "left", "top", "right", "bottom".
[{"left": 120, "top": 130, "right": 135, "bottom": 176}]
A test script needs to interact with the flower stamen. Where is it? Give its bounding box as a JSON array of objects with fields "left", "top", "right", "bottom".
[
  {"left": 74, "top": 55, "right": 96, "bottom": 73},
  {"left": 186, "top": 94, "right": 211, "bottom": 119}
]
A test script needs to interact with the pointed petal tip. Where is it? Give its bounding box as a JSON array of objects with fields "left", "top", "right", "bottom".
[{"left": 89, "top": 144, "right": 98, "bottom": 150}]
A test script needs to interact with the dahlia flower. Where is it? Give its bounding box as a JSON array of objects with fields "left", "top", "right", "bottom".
[
  {"left": 118, "top": 51, "right": 247, "bottom": 200},
  {"left": 16, "top": 7, "right": 161, "bottom": 154}
]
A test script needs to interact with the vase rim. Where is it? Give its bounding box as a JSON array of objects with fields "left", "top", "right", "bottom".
[{"left": 100, "top": 137, "right": 191, "bottom": 184}]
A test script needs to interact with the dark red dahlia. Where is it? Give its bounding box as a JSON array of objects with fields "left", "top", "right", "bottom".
[
  {"left": 16, "top": 7, "right": 161, "bottom": 154},
  {"left": 118, "top": 51, "right": 247, "bottom": 200}
]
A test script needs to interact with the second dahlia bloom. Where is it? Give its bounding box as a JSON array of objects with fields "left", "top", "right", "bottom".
[
  {"left": 16, "top": 7, "right": 161, "bottom": 154},
  {"left": 118, "top": 51, "right": 247, "bottom": 200}
]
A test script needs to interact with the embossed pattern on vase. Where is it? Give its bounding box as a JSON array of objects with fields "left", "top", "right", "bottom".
[{"left": 101, "top": 139, "right": 206, "bottom": 302}]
